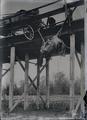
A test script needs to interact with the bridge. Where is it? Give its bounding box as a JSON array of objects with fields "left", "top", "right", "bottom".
[{"left": 0, "top": 0, "right": 86, "bottom": 119}]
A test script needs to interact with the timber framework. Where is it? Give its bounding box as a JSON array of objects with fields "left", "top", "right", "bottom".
[{"left": 0, "top": 0, "right": 86, "bottom": 119}]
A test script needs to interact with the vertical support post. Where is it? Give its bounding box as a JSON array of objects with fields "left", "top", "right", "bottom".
[
  {"left": 9, "top": 47, "right": 15, "bottom": 110},
  {"left": 70, "top": 34, "right": 75, "bottom": 113},
  {"left": 84, "top": 0, "right": 87, "bottom": 114},
  {"left": 84, "top": 0, "right": 87, "bottom": 93},
  {"left": 36, "top": 58, "right": 40, "bottom": 109},
  {"left": 0, "top": 63, "right": 2, "bottom": 114},
  {"left": 46, "top": 58, "right": 50, "bottom": 109},
  {"left": 24, "top": 54, "right": 29, "bottom": 110},
  {"left": 81, "top": 41, "right": 85, "bottom": 113}
]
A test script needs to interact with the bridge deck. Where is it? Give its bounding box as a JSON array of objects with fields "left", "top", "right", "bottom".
[{"left": 0, "top": 19, "right": 84, "bottom": 63}]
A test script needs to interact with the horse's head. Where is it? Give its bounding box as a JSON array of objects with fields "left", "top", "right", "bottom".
[{"left": 40, "top": 35, "right": 62, "bottom": 55}]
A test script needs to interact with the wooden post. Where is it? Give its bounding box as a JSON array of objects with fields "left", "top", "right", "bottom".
[
  {"left": 73, "top": 42, "right": 85, "bottom": 116},
  {"left": 75, "top": 51, "right": 81, "bottom": 68},
  {"left": 80, "top": 41, "right": 85, "bottom": 114},
  {"left": 36, "top": 58, "right": 40, "bottom": 109},
  {"left": 46, "top": 58, "right": 50, "bottom": 109},
  {"left": 70, "top": 34, "right": 75, "bottom": 113},
  {"left": 84, "top": 0, "right": 87, "bottom": 90},
  {"left": 0, "top": 63, "right": 2, "bottom": 115},
  {"left": 9, "top": 47, "right": 15, "bottom": 110},
  {"left": 84, "top": 0, "right": 87, "bottom": 114},
  {"left": 24, "top": 54, "right": 29, "bottom": 110}
]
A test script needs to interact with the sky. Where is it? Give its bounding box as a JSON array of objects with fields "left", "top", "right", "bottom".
[{"left": 0, "top": 0, "right": 83, "bottom": 87}]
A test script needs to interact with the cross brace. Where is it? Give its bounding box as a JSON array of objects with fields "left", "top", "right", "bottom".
[{"left": 10, "top": 57, "right": 48, "bottom": 112}]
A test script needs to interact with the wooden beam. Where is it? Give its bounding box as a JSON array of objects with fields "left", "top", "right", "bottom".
[
  {"left": 2, "top": 68, "right": 10, "bottom": 77},
  {"left": 73, "top": 42, "right": 85, "bottom": 116},
  {"left": 27, "top": 62, "right": 48, "bottom": 88},
  {"left": 73, "top": 93, "right": 85, "bottom": 117},
  {"left": 1, "top": 0, "right": 83, "bottom": 33},
  {"left": 73, "top": 42, "right": 85, "bottom": 117},
  {"left": 75, "top": 51, "right": 81, "bottom": 68},
  {"left": 70, "top": 34, "right": 75, "bottom": 113},
  {"left": 0, "top": 19, "right": 83, "bottom": 51},
  {"left": 9, "top": 47, "right": 15, "bottom": 110},
  {"left": 46, "top": 58, "right": 50, "bottom": 109},
  {"left": 24, "top": 54, "right": 29, "bottom": 110},
  {"left": 80, "top": 41, "right": 85, "bottom": 113},
  {"left": 84, "top": 0, "right": 87, "bottom": 92},
  {"left": 2, "top": 63, "right": 16, "bottom": 78},
  {"left": 84, "top": 0, "right": 87, "bottom": 115},
  {"left": 36, "top": 58, "right": 40, "bottom": 109},
  {"left": 0, "top": 63, "right": 2, "bottom": 114}
]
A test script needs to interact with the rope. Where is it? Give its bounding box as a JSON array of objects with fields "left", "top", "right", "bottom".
[
  {"left": 38, "top": 2, "right": 77, "bottom": 56},
  {"left": 55, "top": 6, "right": 77, "bottom": 51},
  {"left": 57, "top": 7, "right": 77, "bottom": 37},
  {"left": 37, "top": 28, "right": 45, "bottom": 43}
]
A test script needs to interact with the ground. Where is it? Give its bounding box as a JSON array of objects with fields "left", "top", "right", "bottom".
[{"left": 1, "top": 111, "right": 81, "bottom": 120}]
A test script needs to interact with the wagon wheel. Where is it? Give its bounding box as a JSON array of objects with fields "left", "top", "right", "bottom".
[{"left": 23, "top": 25, "right": 34, "bottom": 41}]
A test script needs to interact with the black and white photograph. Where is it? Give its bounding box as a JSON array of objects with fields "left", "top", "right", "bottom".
[{"left": 0, "top": 0, "right": 86, "bottom": 119}]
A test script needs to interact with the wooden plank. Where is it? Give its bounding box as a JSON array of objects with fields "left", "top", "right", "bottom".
[
  {"left": 0, "top": 63, "right": 2, "bottom": 114},
  {"left": 5, "top": 95, "right": 81, "bottom": 101},
  {"left": 46, "top": 58, "right": 50, "bottom": 109},
  {"left": 70, "top": 34, "right": 75, "bottom": 113},
  {"left": 36, "top": 58, "right": 40, "bottom": 109},
  {"left": 9, "top": 47, "right": 15, "bottom": 110},
  {"left": 24, "top": 54, "right": 29, "bottom": 110}
]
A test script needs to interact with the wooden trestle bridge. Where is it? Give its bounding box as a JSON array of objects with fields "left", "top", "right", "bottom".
[{"left": 0, "top": 0, "right": 86, "bottom": 118}]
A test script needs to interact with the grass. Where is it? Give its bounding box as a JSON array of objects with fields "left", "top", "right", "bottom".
[{"left": 2, "top": 98, "right": 70, "bottom": 114}]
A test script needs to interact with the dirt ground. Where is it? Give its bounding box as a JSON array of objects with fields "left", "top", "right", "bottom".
[{"left": 1, "top": 111, "right": 81, "bottom": 120}]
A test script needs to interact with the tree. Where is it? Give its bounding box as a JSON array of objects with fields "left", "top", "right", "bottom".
[
  {"left": 53, "top": 72, "right": 70, "bottom": 95},
  {"left": 2, "top": 83, "right": 21, "bottom": 96}
]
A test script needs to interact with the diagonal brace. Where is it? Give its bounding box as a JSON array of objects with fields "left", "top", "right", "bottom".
[
  {"left": 75, "top": 51, "right": 81, "bottom": 68},
  {"left": 18, "top": 60, "right": 45, "bottom": 104}
]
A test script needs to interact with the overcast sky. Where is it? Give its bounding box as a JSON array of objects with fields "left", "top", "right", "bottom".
[{"left": 0, "top": 0, "right": 83, "bottom": 87}]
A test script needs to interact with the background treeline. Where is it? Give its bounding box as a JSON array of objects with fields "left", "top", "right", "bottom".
[{"left": 2, "top": 72, "right": 81, "bottom": 96}]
